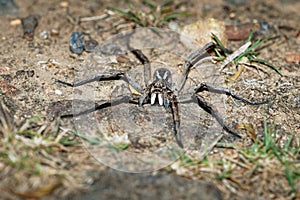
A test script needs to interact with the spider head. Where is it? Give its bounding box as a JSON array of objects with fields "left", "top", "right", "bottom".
[{"left": 153, "top": 68, "right": 172, "bottom": 83}]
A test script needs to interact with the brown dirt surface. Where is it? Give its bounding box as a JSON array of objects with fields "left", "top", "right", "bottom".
[{"left": 0, "top": 0, "right": 299, "bottom": 199}]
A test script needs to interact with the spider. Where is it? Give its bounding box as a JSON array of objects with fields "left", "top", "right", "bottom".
[{"left": 56, "top": 42, "right": 267, "bottom": 148}]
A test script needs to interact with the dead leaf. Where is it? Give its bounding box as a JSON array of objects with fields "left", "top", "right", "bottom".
[{"left": 235, "top": 123, "right": 257, "bottom": 142}]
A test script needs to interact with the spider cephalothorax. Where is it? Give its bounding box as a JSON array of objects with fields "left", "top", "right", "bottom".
[
  {"left": 57, "top": 41, "right": 267, "bottom": 148},
  {"left": 140, "top": 68, "right": 174, "bottom": 109}
]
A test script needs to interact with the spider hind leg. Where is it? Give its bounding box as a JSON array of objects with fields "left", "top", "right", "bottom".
[
  {"left": 189, "top": 82, "right": 268, "bottom": 105},
  {"left": 193, "top": 94, "right": 242, "bottom": 139}
]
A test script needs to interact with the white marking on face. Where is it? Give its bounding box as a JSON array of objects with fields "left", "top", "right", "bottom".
[
  {"left": 158, "top": 93, "right": 163, "bottom": 106},
  {"left": 151, "top": 93, "right": 156, "bottom": 105},
  {"left": 156, "top": 70, "right": 162, "bottom": 80},
  {"left": 163, "top": 70, "right": 169, "bottom": 80}
]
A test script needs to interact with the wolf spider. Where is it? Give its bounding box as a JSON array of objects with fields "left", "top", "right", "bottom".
[{"left": 57, "top": 42, "right": 267, "bottom": 148}]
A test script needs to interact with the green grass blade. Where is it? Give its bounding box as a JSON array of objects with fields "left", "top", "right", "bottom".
[
  {"left": 211, "top": 33, "right": 225, "bottom": 48},
  {"left": 246, "top": 30, "right": 254, "bottom": 43},
  {"left": 213, "top": 55, "right": 225, "bottom": 62},
  {"left": 249, "top": 57, "right": 282, "bottom": 76},
  {"left": 171, "top": 146, "right": 196, "bottom": 165},
  {"left": 284, "top": 135, "right": 294, "bottom": 152},
  {"left": 73, "top": 131, "right": 100, "bottom": 145},
  {"left": 117, "top": 143, "right": 129, "bottom": 150},
  {"left": 247, "top": 37, "right": 269, "bottom": 52},
  {"left": 59, "top": 134, "right": 79, "bottom": 146},
  {"left": 143, "top": 0, "right": 157, "bottom": 8},
  {"left": 161, "top": 0, "right": 174, "bottom": 7},
  {"left": 162, "top": 12, "right": 192, "bottom": 22},
  {"left": 28, "top": 115, "right": 40, "bottom": 123},
  {"left": 108, "top": 7, "right": 145, "bottom": 27},
  {"left": 263, "top": 118, "right": 270, "bottom": 147},
  {"left": 285, "top": 161, "right": 296, "bottom": 192}
]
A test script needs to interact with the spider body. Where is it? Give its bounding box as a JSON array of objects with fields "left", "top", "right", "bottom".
[
  {"left": 57, "top": 42, "right": 267, "bottom": 148},
  {"left": 140, "top": 68, "right": 173, "bottom": 109}
]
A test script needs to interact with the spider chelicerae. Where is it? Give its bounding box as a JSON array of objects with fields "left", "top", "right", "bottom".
[{"left": 57, "top": 42, "right": 267, "bottom": 148}]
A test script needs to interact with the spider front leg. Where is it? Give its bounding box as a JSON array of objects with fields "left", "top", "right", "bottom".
[
  {"left": 125, "top": 28, "right": 152, "bottom": 88},
  {"left": 178, "top": 42, "right": 216, "bottom": 92},
  {"left": 187, "top": 82, "right": 268, "bottom": 105},
  {"left": 131, "top": 49, "right": 152, "bottom": 88},
  {"left": 56, "top": 71, "right": 144, "bottom": 95}
]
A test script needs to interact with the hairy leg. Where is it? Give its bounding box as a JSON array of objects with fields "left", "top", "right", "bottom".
[
  {"left": 178, "top": 42, "right": 216, "bottom": 92},
  {"left": 56, "top": 71, "right": 144, "bottom": 94},
  {"left": 131, "top": 49, "right": 152, "bottom": 88},
  {"left": 179, "top": 95, "right": 242, "bottom": 139},
  {"left": 61, "top": 95, "right": 138, "bottom": 118},
  {"left": 187, "top": 82, "right": 268, "bottom": 105}
]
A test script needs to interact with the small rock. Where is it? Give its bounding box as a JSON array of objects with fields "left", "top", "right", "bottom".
[
  {"left": 50, "top": 29, "right": 60, "bottom": 38},
  {"left": 84, "top": 39, "right": 99, "bottom": 52},
  {"left": 22, "top": 15, "right": 39, "bottom": 41},
  {"left": 10, "top": 19, "right": 21, "bottom": 26},
  {"left": 60, "top": 1, "right": 69, "bottom": 8},
  {"left": 70, "top": 32, "right": 85, "bottom": 54},
  {"left": 55, "top": 89, "right": 62, "bottom": 95},
  {"left": 225, "top": 23, "right": 258, "bottom": 41},
  {"left": 285, "top": 53, "right": 300, "bottom": 64},
  {"left": 168, "top": 21, "right": 179, "bottom": 31},
  {"left": 39, "top": 30, "right": 49, "bottom": 40}
]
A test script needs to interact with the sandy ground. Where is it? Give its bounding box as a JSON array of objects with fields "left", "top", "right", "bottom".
[{"left": 0, "top": 0, "right": 299, "bottom": 199}]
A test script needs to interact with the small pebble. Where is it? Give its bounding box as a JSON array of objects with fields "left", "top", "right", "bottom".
[
  {"left": 225, "top": 23, "right": 259, "bottom": 41},
  {"left": 70, "top": 32, "right": 85, "bottom": 54},
  {"left": 259, "top": 21, "right": 271, "bottom": 32},
  {"left": 22, "top": 15, "right": 39, "bottom": 40},
  {"left": 84, "top": 39, "right": 99, "bottom": 52},
  {"left": 50, "top": 29, "right": 59, "bottom": 37},
  {"left": 116, "top": 55, "right": 130, "bottom": 63},
  {"left": 55, "top": 89, "right": 62, "bottom": 95},
  {"left": 59, "top": 1, "right": 69, "bottom": 8},
  {"left": 229, "top": 12, "right": 236, "bottom": 18},
  {"left": 168, "top": 21, "right": 179, "bottom": 31},
  {"left": 285, "top": 53, "right": 300, "bottom": 64},
  {"left": 10, "top": 19, "right": 21, "bottom": 26},
  {"left": 39, "top": 30, "right": 48, "bottom": 40}
]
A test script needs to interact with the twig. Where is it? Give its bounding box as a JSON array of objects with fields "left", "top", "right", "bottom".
[
  {"left": 224, "top": 155, "right": 251, "bottom": 169},
  {"left": 222, "top": 179, "right": 237, "bottom": 194},
  {"left": 80, "top": 14, "right": 109, "bottom": 22}
]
